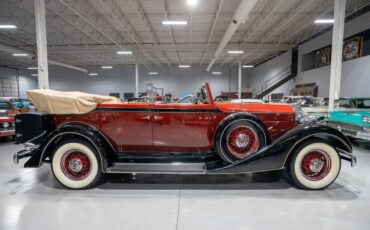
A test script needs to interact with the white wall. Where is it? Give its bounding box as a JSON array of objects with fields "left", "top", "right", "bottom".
[
  {"left": 27, "top": 65, "right": 239, "bottom": 99},
  {"left": 247, "top": 11, "right": 370, "bottom": 98},
  {"left": 0, "top": 67, "right": 37, "bottom": 98}
]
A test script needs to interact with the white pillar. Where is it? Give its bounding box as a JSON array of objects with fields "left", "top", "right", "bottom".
[
  {"left": 328, "top": 0, "right": 346, "bottom": 111},
  {"left": 135, "top": 54, "right": 139, "bottom": 97},
  {"left": 34, "top": 0, "right": 49, "bottom": 89},
  {"left": 238, "top": 61, "right": 242, "bottom": 99}
]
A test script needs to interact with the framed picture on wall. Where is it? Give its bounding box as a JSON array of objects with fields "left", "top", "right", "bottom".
[
  {"left": 343, "top": 36, "right": 363, "bottom": 61},
  {"left": 316, "top": 47, "right": 331, "bottom": 68}
]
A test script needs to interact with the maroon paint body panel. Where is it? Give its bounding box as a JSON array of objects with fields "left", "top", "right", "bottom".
[{"left": 53, "top": 83, "right": 296, "bottom": 154}]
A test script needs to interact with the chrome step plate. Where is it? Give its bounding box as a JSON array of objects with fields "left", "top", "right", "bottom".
[{"left": 106, "top": 162, "right": 206, "bottom": 174}]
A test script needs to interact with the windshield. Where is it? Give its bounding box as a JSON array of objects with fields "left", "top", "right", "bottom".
[
  {"left": 11, "top": 99, "right": 32, "bottom": 109},
  {"left": 356, "top": 99, "right": 370, "bottom": 109}
]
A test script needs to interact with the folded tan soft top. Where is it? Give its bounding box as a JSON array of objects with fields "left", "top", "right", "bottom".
[{"left": 27, "top": 89, "right": 122, "bottom": 114}]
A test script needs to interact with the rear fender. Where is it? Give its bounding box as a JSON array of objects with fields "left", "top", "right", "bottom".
[
  {"left": 24, "top": 122, "right": 114, "bottom": 172},
  {"left": 208, "top": 124, "right": 352, "bottom": 173}
]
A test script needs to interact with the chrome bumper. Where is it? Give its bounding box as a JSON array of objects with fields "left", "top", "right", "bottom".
[{"left": 13, "top": 143, "right": 38, "bottom": 164}]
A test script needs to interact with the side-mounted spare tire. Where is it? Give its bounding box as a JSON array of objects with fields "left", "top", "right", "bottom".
[{"left": 215, "top": 119, "right": 267, "bottom": 163}]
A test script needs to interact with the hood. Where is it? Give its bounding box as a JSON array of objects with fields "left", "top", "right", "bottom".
[{"left": 216, "top": 102, "right": 295, "bottom": 113}]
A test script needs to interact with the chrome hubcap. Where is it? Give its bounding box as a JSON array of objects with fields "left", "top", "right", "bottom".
[
  {"left": 309, "top": 159, "right": 324, "bottom": 173},
  {"left": 69, "top": 159, "right": 83, "bottom": 173},
  {"left": 236, "top": 134, "right": 250, "bottom": 148}
]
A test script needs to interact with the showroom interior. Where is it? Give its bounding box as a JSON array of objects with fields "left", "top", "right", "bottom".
[{"left": 1, "top": 0, "right": 370, "bottom": 229}]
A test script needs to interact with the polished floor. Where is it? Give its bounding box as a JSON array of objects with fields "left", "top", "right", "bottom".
[{"left": 0, "top": 138, "right": 370, "bottom": 230}]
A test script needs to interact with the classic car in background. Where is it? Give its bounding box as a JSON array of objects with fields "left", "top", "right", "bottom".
[
  {"left": 1, "top": 97, "right": 36, "bottom": 113},
  {"left": 14, "top": 83, "right": 355, "bottom": 190},
  {"left": 0, "top": 99, "right": 16, "bottom": 139},
  {"left": 324, "top": 98, "right": 370, "bottom": 141}
]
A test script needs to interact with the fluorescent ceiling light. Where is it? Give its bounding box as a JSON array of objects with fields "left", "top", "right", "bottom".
[
  {"left": 162, "top": 21, "right": 187, "bottom": 25},
  {"left": 228, "top": 50, "right": 244, "bottom": 54},
  {"left": 101, "top": 66, "right": 113, "bottom": 69},
  {"left": 179, "top": 65, "right": 191, "bottom": 68},
  {"left": 314, "top": 19, "right": 334, "bottom": 24},
  {"left": 88, "top": 73, "right": 99, "bottom": 76},
  {"left": 117, "top": 51, "right": 132, "bottom": 55},
  {"left": 212, "top": 72, "right": 222, "bottom": 75},
  {"left": 31, "top": 74, "right": 38, "bottom": 77},
  {"left": 242, "top": 65, "right": 254, "bottom": 68},
  {"left": 148, "top": 72, "right": 158, "bottom": 75},
  {"left": 187, "top": 0, "right": 198, "bottom": 6},
  {"left": 27, "top": 67, "right": 38, "bottom": 70},
  {"left": 0, "top": 25, "right": 17, "bottom": 29},
  {"left": 12, "top": 53, "right": 28, "bottom": 57}
]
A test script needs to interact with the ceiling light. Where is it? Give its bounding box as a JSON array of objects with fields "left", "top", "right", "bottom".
[
  {"left": 314, "top": 19, "right": 334, "bottom": 24},
  {"left": 242, "top": 65, "right": 254, "bottom": 68},
  {"left": 117, "top": 51, "right": 132, "bottom": 55},
  {"left": 228, "top": 50, "right": 244, "bottom": 54},
  {"left": 12, "top": 53, "right": 28, "bottom": 57},
  {"left": 187, "top": 0, "right": 198, "bottom": 6},
  {"left": 31, "top": 74, "right": 38, "bottom": 77},
  {"left": 179, "top": 65, "right": 191, "bottom": 68},
  {"left": 27, "top": 67, "right": 38, "bottom": 70},
  {"left": 162, "top": 21, "right": 188, "bottom": 25},
  {"left": 101, "top": 66, "right": 113, "bottom": 69},
  {"left": 212, "top": 72, "right": 222, "bottom": 75},
  {"left": 88, "top": 73, "right": 99, "bottom": 76},
  {"left": 148, "top": 72, "right": 158, "bottom": 75},
  {"left": 0, "top": 25, "right": 17, "bottom": 29}
]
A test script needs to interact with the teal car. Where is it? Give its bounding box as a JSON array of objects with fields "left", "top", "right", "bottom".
[{"left": 325, "top": 98, "right": 370, "bottom": 141}]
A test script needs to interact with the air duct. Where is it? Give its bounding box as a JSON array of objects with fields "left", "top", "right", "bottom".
[{"left": 206, "top": 0, "right": 257, "bottom": 71}]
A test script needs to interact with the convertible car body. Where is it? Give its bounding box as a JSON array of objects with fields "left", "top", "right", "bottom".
[{"left": 14, "top": 83, "right": 356, "bottom": 190}]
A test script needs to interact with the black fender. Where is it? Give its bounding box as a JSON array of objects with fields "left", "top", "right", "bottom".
[
  {"left": 214, "top": 112, "right": 270, "bottom": 145},
  {"left": 207, "top": 124, "right": 353, "bottom": 173},
  {"left": 24, "top": 122, "right": 114, "bottom": 172}
]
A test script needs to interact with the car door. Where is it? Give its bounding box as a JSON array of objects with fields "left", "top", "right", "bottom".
[
  {"left": 151, "top": 103, "right": 218, "bottom": 153},
  {"left": 98, "top": 103, "right": 153, "bottom": 152}
]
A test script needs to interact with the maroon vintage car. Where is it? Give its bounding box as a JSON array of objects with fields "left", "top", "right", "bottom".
[{"left": 14, "top": 83, "right": 355, "bottom": 190}]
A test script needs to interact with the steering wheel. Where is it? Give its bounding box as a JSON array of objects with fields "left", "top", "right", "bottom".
[{"left": 192, "top": 96, "right": 204, "bottom": 104}]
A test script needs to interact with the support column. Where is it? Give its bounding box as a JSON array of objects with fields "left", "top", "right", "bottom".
[
  {"left": 238, "top": 61, "right": 242, "bottom": 99},
  {"left": 34, "top": 0, "right": 49, "bottom": 89},
  {"left": 135, "top": 54, "right": 139, "bottom": 97},
  {"left": 328, "top": 0, "right": 346, "bottom": 111}
]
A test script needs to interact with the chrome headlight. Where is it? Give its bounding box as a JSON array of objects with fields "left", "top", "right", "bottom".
[
  {"left": 300, "top": 115, "right": 318, "bottom": 124},
  {"left": 363, "top": 116, "right": 370, "bottom": 123},
  {"left": 2, "top": 122, "right": 9, "bottom": 128}
]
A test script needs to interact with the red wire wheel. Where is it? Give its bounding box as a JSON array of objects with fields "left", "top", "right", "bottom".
[
  {"left": 60, "top": 150, "right": 92, "bottom": 181},
  {"left": 300, "top": 150, "right": 331, "bottom": 181},
  {"left": 226, "top": 126, "right": 260, "bottom": 159}
]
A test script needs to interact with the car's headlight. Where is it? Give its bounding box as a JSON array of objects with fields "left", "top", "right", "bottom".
[
  {"left": 2, "top": 122, "right": 9, "bottom": 128},
  {"left": 300, "top": 115, "right": 318, "bottom": 124},
  {"left": 363, "top": 116, "right": 370, "bottom": 123}
]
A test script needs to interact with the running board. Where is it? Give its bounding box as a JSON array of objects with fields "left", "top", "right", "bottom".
[{"left": 106, "top": 162, "right": 206, "bottom": 174}]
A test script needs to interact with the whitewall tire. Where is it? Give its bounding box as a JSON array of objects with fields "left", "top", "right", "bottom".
[
  {"left": 288, "top": 140, "right": 341, "bottom": 190},
  {"left": 51, "top": 140, "right": 102, "bottom": 189}
]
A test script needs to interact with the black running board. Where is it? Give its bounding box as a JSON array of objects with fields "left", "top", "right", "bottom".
[{"left": 106, "top": 162, "right": 206, "bottom": 174}]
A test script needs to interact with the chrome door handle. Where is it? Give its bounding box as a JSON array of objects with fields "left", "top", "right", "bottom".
[
  {"left": 153, "top": 115, "right": 163, "bottom": 121},
  {"left": 141, "top": 115, "right": 151, "bottom": 120}
]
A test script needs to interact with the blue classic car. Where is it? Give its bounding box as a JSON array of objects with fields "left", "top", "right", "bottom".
[{"left": 325, "top": 98, "right": 370, "bottom": 141}]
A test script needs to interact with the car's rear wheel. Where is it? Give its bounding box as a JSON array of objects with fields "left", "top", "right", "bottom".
[
  {"left": 288, "top": 139, "right": 341, "bottom": 190},
  {"left": 51, "top": 139, "right": 102, "bottom": 189},
  {"left": 216, "top": 120, "right": 266, "bottom": 163}
]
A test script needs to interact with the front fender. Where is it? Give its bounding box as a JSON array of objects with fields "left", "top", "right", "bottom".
[
  {"left": 24, "top": 123, "right": 113, "bottom": 172},
  {"left": 207, "top": 124, "right": 353, "bottom": 173}
]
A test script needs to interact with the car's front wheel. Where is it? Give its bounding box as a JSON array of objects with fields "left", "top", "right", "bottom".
[
  {"left": 51, "top": 139, "right": 102, "bottom": 189},
  {"left": 288, "top": 139, "right": 341, "bottom": 190}
]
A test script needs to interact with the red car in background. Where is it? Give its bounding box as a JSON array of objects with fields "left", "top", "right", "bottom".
[
  {"left": 0, "top": 99, "right": 16, "bottom": 139},
  {"left": 14, "top": 83, "right": 355, "bottom": 190}
]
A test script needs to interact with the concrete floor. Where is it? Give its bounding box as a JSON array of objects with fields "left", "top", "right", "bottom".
[{"left": 0, "top": 138, "right": 370, "bottom": 230}]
